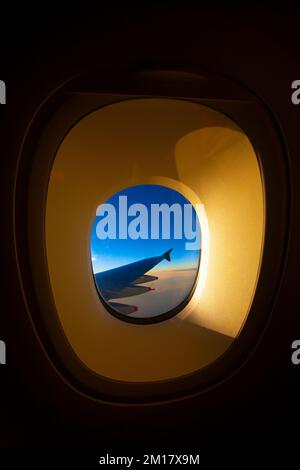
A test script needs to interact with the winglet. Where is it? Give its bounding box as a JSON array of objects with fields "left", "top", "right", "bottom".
[{"left": 163, "top": 248, "right": 173, "bottom": 262}]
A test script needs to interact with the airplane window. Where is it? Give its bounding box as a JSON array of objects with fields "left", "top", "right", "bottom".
[
  {"left": 90, "top": 184, "right": 201, "bottom": 322},
  {"left": 42, "top": 96, "right": 265, "bottom": 385}
]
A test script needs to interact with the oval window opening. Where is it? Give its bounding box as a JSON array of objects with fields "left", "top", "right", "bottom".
[
  {"left": 42, "top": 96, "right": 266, "bottom": 385},
  {"left": 91, "top": 184, "right": 201, "bottom": 322}
]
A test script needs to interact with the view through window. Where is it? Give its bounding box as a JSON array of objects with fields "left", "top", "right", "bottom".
[{"left": 90, "top": 184, "right": 201, "bottom": 321}]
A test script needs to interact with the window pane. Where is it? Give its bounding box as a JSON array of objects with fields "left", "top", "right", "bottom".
[{"left": 91, "top": 184, "right": 201, "bottom": 321}]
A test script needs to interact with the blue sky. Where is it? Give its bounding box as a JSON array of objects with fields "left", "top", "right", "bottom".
[{"left": 90, "top": 184, "right": 201, "bottom": 274}]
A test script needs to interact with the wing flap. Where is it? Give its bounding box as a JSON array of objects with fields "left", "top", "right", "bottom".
[
  {"left": 133, "top": 275, "right": 158, "bottom": 284},
  {"left": 109, "top": 302, "right": 139, "bottom": 315},
  {"left": 107, "top": 285, "right": 154, "bottom": 299}
]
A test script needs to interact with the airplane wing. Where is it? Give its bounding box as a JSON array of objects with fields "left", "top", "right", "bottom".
[{"left": 94, "top": 249, "right": 173, "bottom": 315}]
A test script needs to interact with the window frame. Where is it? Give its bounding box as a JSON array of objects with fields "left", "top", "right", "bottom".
[{"left": 13, "top": 66, "right": 290, "bottom": 402}]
